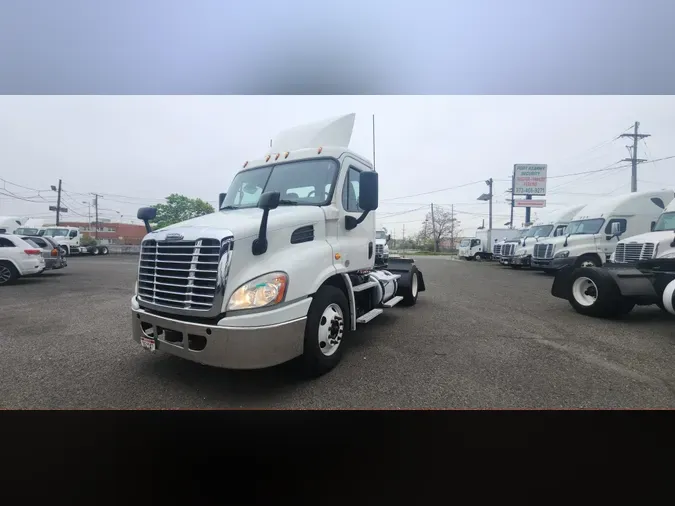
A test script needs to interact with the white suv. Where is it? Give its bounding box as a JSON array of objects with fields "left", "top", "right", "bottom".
[{"left": 0, "top": 234, "right": 46, "bottom": 286}]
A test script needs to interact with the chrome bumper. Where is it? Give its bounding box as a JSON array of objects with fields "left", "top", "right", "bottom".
[{"left": 132, "top": 305, "right": 307, "bottom": 370}]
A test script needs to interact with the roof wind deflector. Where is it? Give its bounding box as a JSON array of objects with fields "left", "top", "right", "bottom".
[{"left": 651, "top": 197, "right": 665, "bottom": 209}]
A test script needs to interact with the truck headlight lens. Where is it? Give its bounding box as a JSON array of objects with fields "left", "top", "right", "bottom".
[
  {"left": 554, "top": 250, "right": 570, "bottom": 259},
  {"left": 658, "top": 250, "right": 675, "bottom": 259},
  {"left": 227, "top": 272, "right": 288, "bottom": 311},
  {"left": 515, "top": 249, "right": 527, "bottom": 257}
]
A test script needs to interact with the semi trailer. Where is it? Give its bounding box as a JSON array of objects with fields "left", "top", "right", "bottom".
[{"left": 130, "top": 113, "right": 426, "bottom": 377}]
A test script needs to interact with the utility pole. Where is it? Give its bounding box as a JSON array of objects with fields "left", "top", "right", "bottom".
[
  {"left": 92, "top": 193, "right": 100, "bottom": 240},
  {"left": 620, "top": 121, "right": 650, "bottom": 192},
  {"left": 55, "top": 179, "right": 62, "bottom": 226},
  {"left": 486, "top": 178, "right": 493, "bottom": 231},
  {"left": 450, "top": 204, "right": 455, "bottom": 249},
  {"left": 372, "top": 114, "right": 376, "bottom": 171},
  {"left": 430, "top": 203, "right": 437, "bottom": 252}
]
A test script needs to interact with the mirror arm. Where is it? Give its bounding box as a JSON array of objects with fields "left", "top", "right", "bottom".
[
  {"left": 345, "top": 210, "right": 371, "bottom": 231},
  {"left": 252, "top": 209, "right": 271, "bottom": 255}
]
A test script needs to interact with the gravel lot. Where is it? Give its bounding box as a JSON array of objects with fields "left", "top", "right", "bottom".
[{"left": 2, "top": 255, "right": 674, "bottom": 409}]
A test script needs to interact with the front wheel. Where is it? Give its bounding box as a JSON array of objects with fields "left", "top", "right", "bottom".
[
  {"left": 60, "top": 246, "right": 69, "bottom": 257},
  {"left": 473, "top": 253, "right": 481, "bottom": 261},
  {"left": 300, "top": 285, "right": 349, "bottom": 378},
  {"left": 568, "top": 267, "right": 624, "bottom": 318},
  {"left": 575, "top": 255, "right": 601, "bottom": 268}
]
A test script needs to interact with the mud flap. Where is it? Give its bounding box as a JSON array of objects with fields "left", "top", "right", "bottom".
[
  {"left": 551, "top": 265, "right": 575, "bottom": 299},
  {"left": 387, "top": 257, "right": 426, "bottom": 293}
]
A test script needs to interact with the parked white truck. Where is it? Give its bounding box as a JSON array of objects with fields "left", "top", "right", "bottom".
[
  {"left": 552, "top": 195, "right": 675, "bottom": 318},
  {"left": 500, "top": 205, "right": 585, "bottom": 269},
  {"left": 531, "top": 190, "right": 674, "bottom": 274},
  {"left": 39, "top": 226, "right": 110, "bottom": 256},
  {"left": 131, "top": 114, "right": 426, "bottom": 377},
  {"left": 375, "top": 228, "right": 390, "bottom": 266},
  {"left": 494, "top": 227, "right": 530, "bottom": 264},
  {"left": 458, "top": 227, "right": 521, "bottom": 261}
]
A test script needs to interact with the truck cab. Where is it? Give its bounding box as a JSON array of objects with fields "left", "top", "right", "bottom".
[
  {"left": 375, "top": 228, "right": 390, "bottom": 266},
  {"left": 609, "top": 197, "right": 675, "bottom": 264},
  {"left": 531, "top": 190, "right": 674, "bottom": 273},
  {"left": 40, "top": 226, "right": 81, "bottom": 255},
  {"left": 495, "top": 227, "right": 530, "bottom": 264},
  {"left": 131, "top": 114, "right": 425, "bottom": 378},
  {"left": 505, "top": 205, "right": 586, "bottom": 268}
]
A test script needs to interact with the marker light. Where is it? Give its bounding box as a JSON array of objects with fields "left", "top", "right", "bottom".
[
  {"left": 243, "top": 161, "right": 249, "bottom": 168},
  {"left": 317, "top": 147, "right": 323, "bottom": 154},
  {"left": 275, "top": 153, "right": 280, "bottom": 160},
  {"left": 284, "top": 152, "right": 290, "bottom": 159},
  {"left": 265, "top": 155, "right": 271, "bottom": 162}
]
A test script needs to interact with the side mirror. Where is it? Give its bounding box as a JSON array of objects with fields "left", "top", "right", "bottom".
[
  {"left": 358, "top": 171, "right": 379, "bottom": 211},
  {"left": 611, "top": 221, "right": 622, "bottom": 236},
  {"left": 258, "top": 191, "right": 280, "bottom": 210},
  {"left": 137, "top": 207, "right": 157, "bottom": 234},
  {"left": 386, "top": 234, "right": 391, "bottom": 243},
  {"left": 252, "top": 191, "right": 281, "bottom": 255},
  {"left": 218, "top": 193, "right": 227, "bottom": 209},
  {"left": 650, "top": 221, "right": 656, "bottom": 232}
]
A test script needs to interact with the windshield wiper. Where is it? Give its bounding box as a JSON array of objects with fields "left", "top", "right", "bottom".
[
  {"left": 220, "top": 205, "right": 239, "bottom": 210},
  {"left": 277, "top": 200, "right": 298, "bottom": 206}
]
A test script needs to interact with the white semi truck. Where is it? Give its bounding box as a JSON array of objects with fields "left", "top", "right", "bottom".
[
  {"left": 375, "top": 228, "right": 390, "bottom": 266},
  {"left": 500, "top": 205, "right": 585, "bottom": 269},
  {"left": 494, "top": 227, "right": 530, "bottom": 263},
  {"left": 458, "top": 227, "right": 521, "bottom": 261},
  {"left": 131, "top": 114, "right": 426, "bottom": 377},
  {"left": 551, "top": 196, "right": 675, "bottom": 318},
  {"left": 39, "top": 226, "right": 110, "bottom": 256},
  {"left": 531, "top": 190, "right": 674, "bottom": 274}
]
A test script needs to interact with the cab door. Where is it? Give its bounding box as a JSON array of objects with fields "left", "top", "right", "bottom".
[{"left": 334, "top": 157, "right": 375, "bottom": 272}]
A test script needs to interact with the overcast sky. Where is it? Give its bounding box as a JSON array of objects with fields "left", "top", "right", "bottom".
[{"left": 1, "top": 95, "right": 674, "bottom": 238}]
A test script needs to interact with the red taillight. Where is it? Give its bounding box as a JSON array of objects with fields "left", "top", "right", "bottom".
[
  {"left": 51, "top": 248, "right": 59, "bottom": 257},
  {"left": 24, "top": 249, "right": 41, "bottom": 255}
]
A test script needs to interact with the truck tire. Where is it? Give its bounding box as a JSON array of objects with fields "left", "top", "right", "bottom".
[
  {"left": 0, "top": 262, "right": 18, "bottom": 286},
  {"left": 92, "top": 247, "right": 100, "bottom": 255},
  {"left": 101, "top": 246, "right": 109, "bottom": 255},
  {"left": 60, "top": 246, "right": 69, "bottom": 257},
  {"left": 567, "top": 267, "right": 624, "bottom": 318},
  {"left": 473, "top": 253, "right": 481, "bottom": 261},
  {"left": 300, "top": 285, "right": 349, "bottom": 378},
  {"left": 575, "top": 254, "right": 601, "bottom": 268},
  {"left": 399, "top": 266, "right": 420, "bottom": 306}
]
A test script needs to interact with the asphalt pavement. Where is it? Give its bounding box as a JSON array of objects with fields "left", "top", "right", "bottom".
[{"left": 1, "top": 255, "right": 674, "bottom": 409}]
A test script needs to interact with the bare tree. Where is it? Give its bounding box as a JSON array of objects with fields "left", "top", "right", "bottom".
[{"left": 420, "top": 206, "right": 462, "bottom": 251}]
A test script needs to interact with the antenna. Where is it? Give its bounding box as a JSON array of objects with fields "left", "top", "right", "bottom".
[{"left": 372, "top": 114, "right": 376, "bottom": 171}]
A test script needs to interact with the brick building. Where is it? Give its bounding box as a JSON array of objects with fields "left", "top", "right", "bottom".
[{"left": 59, "top": 220, "right": 147, "bottom": 245}]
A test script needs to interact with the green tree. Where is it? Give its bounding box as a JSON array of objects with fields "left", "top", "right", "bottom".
[{"left": 153, "top": 194, "right": 215, "bottom": 230}]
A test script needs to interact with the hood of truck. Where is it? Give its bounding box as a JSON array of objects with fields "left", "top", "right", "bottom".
[
  {"left": 146, "top": 206, "right": 325, "bottom": 243},
  {"left": 618, "top": 230, "right": 674, "bottom": 245}
]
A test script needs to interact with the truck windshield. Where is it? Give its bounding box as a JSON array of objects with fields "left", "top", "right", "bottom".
[
  {"left": 525, "top": 225, "right": 554, "bottom": 238},
  {"left": 221, "top": 158, "right": 340, "bottom": 209},
  {"left": 653, "top": 212, "right": 675, "bottom": 231},
  {"left": 376, "top": 231, "right": 386, "bottom": 240},
  {"left": 460, "top": 239, "right": 470, "bottom": 247},
  {"left": 41, "top": 228, "right": 69, "bottom": 237},
  {"left": 14, "top": 227, "right": 39, "bottom": 235},
  {"left": 565, "top": 218, "right": 604, "bottom": 235}
]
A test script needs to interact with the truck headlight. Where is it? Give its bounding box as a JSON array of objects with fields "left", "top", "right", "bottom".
[
  {"left": 658, "top": 250, "right": 675, "bottom": 259},
  {"left": 227, "top": 272, "right": 288, "bottom": 311},
  {"left": 134, "top": 280, "right": 138, "bottom": 295},
  {"left": 609, "top": 251, "right": 616, "bottom": 263},
  {"left": 515, "top": 249, "right": 527, "bottom": 257},
  {"left": 554, "top": 250, "right": 570, "bottom": 259}
]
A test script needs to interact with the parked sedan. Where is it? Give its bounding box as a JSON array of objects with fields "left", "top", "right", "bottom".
[{"left": 22, "top": 236, "right": 68, "bottom": 270}]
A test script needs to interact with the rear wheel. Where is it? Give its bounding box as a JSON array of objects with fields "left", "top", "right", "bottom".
[
  {"left": 568, "top": 267, "right": 624, "bottom": 318},
  {"left": 399, "top": 267, "right": 420, "bottom": 306},
  {"left": 0, "top": 262, "right": 18, "bottom": 286},
  {"left": 101, "top": 246, "right": 109, "bottom": 255},
  {"left": 300, "top": 285, "right": 349, "bottom": 378}
]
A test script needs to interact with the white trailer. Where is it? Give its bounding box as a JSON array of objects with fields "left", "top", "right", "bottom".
[{"left": 131, "top": 114, "right": 426, "bottom": 378}]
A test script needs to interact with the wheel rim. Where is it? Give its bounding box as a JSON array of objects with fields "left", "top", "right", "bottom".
[
  {"left": 572, "top": 276, "right": 598, "bottom": 307},
  {"left": 93, "top": 248, "right": 99, "bottom": 255},
  {"left": 0, "top": 265, "right": 11, "bottom": 283},
  {"left": 61, "top": 247, "right": 67, "bottom": 256},
  {"left": 411, "top": 272, "right": 418, "bottom": 297},
  {"left": 318, "top": 303, "right": 344, "bottom": 357},
  {"left": 474, "top": 254, "right": 480, "bottom": 260},
  {"left": 580, "top": 259, "right": 596, "bottom": 268}
]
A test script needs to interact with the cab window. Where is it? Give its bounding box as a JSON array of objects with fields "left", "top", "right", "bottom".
[
  {"left": 471, "top": 239, "right": 481, "bottom": 247},
  {"left": 341, "top": 166, "right": 362, "bottom": 213}
]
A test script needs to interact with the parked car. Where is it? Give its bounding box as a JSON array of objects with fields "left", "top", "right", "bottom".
[
  {"left": 21, "top": 236, "right": 68, "bottom": 270},
  {"left": 0, "top": 234, "right": 46, "bottom": 286}
]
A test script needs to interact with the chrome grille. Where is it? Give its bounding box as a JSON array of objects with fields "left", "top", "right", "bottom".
[
  {"left": 614, "top": 242, "right": 656, "bottom": 263},
  {"left": 375, "top": 244, "right": 384, "bottom": 255},
  {"left": 493, "top": 244, "right": 502, "bottom": 256},
  {"left": 138, "top": 238, "right": 222, "bottom": 311},
  {"left": 533, "top": 243, "right": 554, "bottom": 259},
  {"left": 502, "top": 243, "right": 515, "bottom": 257}
]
